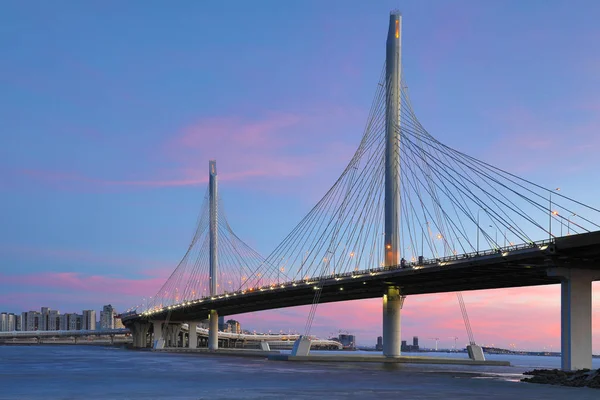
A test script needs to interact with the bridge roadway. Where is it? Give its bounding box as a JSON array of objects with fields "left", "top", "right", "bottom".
[{"left": 123, "top": 231, "right": 600, "bottom": 324}]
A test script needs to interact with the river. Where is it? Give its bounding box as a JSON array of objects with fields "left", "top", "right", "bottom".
[{"left": 0, "top": 346, "right": 598, "bottom": 399}]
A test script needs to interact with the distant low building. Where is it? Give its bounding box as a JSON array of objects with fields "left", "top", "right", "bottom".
[
  {"left": 224, "top": 319, "right": 241, "bottom": 334},
  {"left": 401, "top": 336, "right": 420, "bottom": 352},
  {"left": 337, "top": 334, "right": 356, "bottom": 349},
  {"left": 376, "top": 336, "right": 383, "bottom": 351}
]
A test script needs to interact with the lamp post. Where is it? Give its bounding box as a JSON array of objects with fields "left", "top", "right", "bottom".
[
  {"left": 567, "top": 213, "right": 576, "bottom": 235},
  {"left": 549, "top": 188, "right": 560, "bottom": 239},
  {"left": 421, "top": 221, "right": 428, "bottom": 258},
  {"left": 489, "top": 225, "right": 498, "bottom": 249}
]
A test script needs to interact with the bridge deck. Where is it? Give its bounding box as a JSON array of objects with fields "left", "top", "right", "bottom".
[{"left": 123, "top": 232, "right": 600, "bottom": 324}]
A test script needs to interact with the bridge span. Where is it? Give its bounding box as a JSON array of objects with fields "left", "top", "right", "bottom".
[
  {"left": 123, "top": 233, "right": 600, "bottom": 323},
  {"left": 122, "top": 12, "right": 600, "bottom": 371}
]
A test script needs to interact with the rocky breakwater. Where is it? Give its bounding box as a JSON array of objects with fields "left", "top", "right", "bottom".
[{"left": 522, "top": 369, "right": 600, "bottom": 389}]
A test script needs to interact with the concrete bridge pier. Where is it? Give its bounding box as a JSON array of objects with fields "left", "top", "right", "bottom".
[
  {"left": 208, "top": 310, "right": 218, "bottom": 350},
  {"left": 188, "top": 322, "right": 199, "bottom": 349},
  {"left": 383, "top": 285, "right": 404, "bottom": 357},
  {"left": 152, "top": 321, "right": 165, "bottom": 349},
  {"left": 548, "top": 267, "right": 600, "bottom": 370},
  {"left": 131, "top": 322, "right": 150, "bottom": 348},
  {"left": 165, "top": 324, "right": 181, "bottom": 347}
]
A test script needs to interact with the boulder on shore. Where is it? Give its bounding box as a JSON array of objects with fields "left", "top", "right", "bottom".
[{"left": 521, "top": 368, "right": 600, "bottom": 389}]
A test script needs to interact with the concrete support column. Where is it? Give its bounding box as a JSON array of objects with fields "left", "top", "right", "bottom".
[
  {"left": 174, "top": 325, "right": 181, "bottom": 347},
  {"left": 188, "top": 322, "right": 198, "bottom": 349},
  {"left": 209, "top": 310, "right": 218, "bottom": 351},
  {"left": 131, "top": 322, "right": 149, "bottom": 348},
  {"left": 383, "top": 285, "right": 404, "bottom": 357},
  {"left": 139, "top": 322, "right": 149, "bottom": 348},
  {"left": 131, "top": 324, "right": 139, "bottom": 348},
  {"left": 152, "top": 321, "right": 164, "bottom": 349},
  {"left": 548, "top": 268, "right": 600, "bottom": 370}
]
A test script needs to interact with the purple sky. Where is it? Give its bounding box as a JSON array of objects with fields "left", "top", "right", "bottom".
[{"left": 1, "top": 1, "right": 600, "bottom": 350}]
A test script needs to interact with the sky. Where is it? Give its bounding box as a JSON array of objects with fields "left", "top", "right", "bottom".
[{"left": 1, "top": 0, "right": 600, "bottom": 351}]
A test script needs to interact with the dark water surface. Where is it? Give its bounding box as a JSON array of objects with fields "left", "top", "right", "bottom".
[{"left": 0, "top": 346, "right": 598, "bottom": 399}]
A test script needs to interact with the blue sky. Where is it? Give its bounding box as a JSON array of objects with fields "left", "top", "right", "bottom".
[{"left": 1, "top": 1, "right": 599, "bottom": 349}]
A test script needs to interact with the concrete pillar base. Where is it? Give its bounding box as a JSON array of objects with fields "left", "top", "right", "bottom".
[
  {"left": 131, "top": 322, "right": 150, "bottom": 348},
  {"left": 260, "top": 341, "right": 271, "bottom": 351},
  {"left": 467, "top": 344, "right": 486, "bottom": 361},
  {"left": 383, "top": 286, "right": 405, "bottom": 357},
  {"left": 208, "top": 310, "right": 218, "bottom": 351},
  {"left": 291, "top": 335, "right": 311, "bottom": 356},
  {"left": 547, "top": 268, "right": 600, "bottom": 370},
  {"left": 188, "top": 322, "right": 198, "bottom": 349},
  {"left": 152, "top": 321, "right": 164, "bottom": 349}
]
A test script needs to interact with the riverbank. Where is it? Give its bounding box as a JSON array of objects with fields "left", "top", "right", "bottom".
[{"left": 522, "top": 368, "right": 600, "bottom": 389}]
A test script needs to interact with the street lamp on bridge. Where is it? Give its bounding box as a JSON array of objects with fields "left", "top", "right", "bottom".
[
  {"left": 567, "top": 213, "right": 577, "bottom": 235},
  {"left": 549, "top": 187, "right": 560, "bottom": 239}
]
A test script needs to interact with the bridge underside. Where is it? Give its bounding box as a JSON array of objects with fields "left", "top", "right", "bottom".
[{"left": 125, "top": 232, "right": 600, "bottom": 324}]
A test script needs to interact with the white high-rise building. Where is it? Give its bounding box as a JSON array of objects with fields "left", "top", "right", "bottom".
[
  {"left": 59, "top": 314, "right": 69, "bottom": 330},
  {"left": 48, "top": 310, "right": 60, "bottom": 330},
  {"left": 40, "top": 307, "right": 50, "bottom": 331},
  {"left": 67, "top": 314, "right": 81, "bottom": 330},
  {"left": 26, "top": 311, "right": 41, "bottom": 331},
  {"left": 100, "top": 305, "right": 115, "bottom": 330},
  {"left": 21, "top": 312, "right": 28, "bottom": 331},
  {"left": 82, "top": 310, "right": 96, "bottom": 331},
  {"left": 0, "top": 313, "right": 7, "bottom": 332},
  {"left": 7, "top": 313, "right": 15, "bottom": 331}
]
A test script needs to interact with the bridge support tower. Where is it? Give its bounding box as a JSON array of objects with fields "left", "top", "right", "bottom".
[
  {"left": 382, "top": 12, "right": 403, "bottom": 357},
  {"left": 208, "top": 160, "right": 219, "bottom": 351},
  {"left": 548, "top": 267, "right": 600, "bottom": 370}
]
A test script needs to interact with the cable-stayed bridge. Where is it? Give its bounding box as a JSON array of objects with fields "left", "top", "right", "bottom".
[{"left": 121, "top": 12, "right": 600, "bottom": 371}]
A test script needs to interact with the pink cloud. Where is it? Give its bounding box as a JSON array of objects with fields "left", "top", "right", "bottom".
[
  {"left": 15, "top": 106, "right": 361, "bottom": 194},
  {"left": 0, "top": 271, "right": 167, "bottom": 314}
]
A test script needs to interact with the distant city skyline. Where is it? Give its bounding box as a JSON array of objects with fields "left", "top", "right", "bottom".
[
  {"left": 0, "top": 305, "right": 123, "bottom": 332},
  {"left": 1, "top": 1, "right": 599, "bottom": 352}
]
